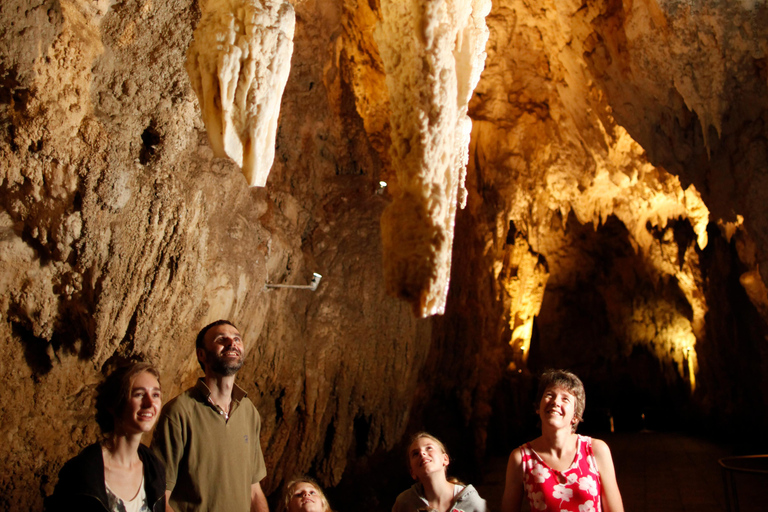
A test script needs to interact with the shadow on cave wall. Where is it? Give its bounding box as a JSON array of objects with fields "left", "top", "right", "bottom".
[
  {"left": 697, "top": 222, "right": 768, "bottom": 453},
  {"left": 9, "top": 295, "right": 115, "bottom": 380},
  {"left": 530, "top": 216, "right": 693, "bottom": 431},
  {"left": 483, "top": 215, "right": 693, "bottom": 455}
]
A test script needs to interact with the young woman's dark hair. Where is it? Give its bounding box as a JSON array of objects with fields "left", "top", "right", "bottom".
[{"left": 95, "top": 362, "right": 161, "bottom": 434}]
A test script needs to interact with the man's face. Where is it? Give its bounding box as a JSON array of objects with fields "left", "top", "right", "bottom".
[{"left": 198, "top": 323, "right": 245, "bottom": 376}]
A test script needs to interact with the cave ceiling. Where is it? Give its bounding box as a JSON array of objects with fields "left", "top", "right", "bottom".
[{"left": 2, "top": 0, "right": 768, "bottom": 510}]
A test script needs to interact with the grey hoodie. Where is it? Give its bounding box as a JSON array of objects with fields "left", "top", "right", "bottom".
[{"left": 392, "top": 483, "right": 488, "bottom": 512}]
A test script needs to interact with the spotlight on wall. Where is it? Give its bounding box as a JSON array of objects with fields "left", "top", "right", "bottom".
[{"left": 265, "top": 273, "right": 323, "bottom": 291}]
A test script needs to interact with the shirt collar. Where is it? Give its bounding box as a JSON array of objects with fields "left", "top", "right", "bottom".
[{"left": 194, "top": 378, "right": 248, "bottom": 402}]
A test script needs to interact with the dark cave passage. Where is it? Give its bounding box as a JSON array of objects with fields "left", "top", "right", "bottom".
[{"left": 318, "top": 213, "right": 768, "bottom": 512}]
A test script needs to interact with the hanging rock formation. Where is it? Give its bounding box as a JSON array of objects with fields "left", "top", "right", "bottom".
[
  {"left": 3, "top": 0, "right": 768, "bottom": 511},
  {"left": 186, "top": 0, "right": 295, "bottom": 187},
  {"left": 377, "top": 0, "right": 491, "bottom": 317}
]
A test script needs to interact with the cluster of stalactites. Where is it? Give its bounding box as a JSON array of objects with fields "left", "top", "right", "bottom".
[
  {"left": 186, "top": 0, "right": 295, "bottom": 187},
  {"left": 376, "top": 0, "right": 491, "bottom": 317},
  {"left": 498, "top": 235, "right": 550, "bottom": 371}
]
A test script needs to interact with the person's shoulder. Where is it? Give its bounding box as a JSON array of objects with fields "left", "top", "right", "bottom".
[
  {"left": 239, "top": 393, "right": 257, "bottom": 407},
  {"left": 394, "top": 483, "right": 421, "bottom": 504},
  {"left": 138, "top": 443, "right": 162, "bottom": 464},
  {"left": 49, "top": 443, "right": 103, "bottom": 500},
  {"left": 584, "top": 436, "right": 613, "bottom": 462},
  {"left": 505, "top": 444, "right": 527, "bottom": 480},
  {"left": 589, "top": 437, "right": 611, "bottom": 454},
  {"left": 457, "top": 484, "right": 488, "bottom": 511},
  {"left": 61, "top": 443, "right": 102, "bottom": 471},
  {"left": 459, "top": 483, "right": 484, "bottom": 499},
  {"left": 138, "top": 444, "right": 165, "bottom": 477},
  {"left": 237, "top": 394, "right": 261, "bottom": 417},
  {"left": 391, "top": 490, "right": 411, "bottom": 512},
  {"left": 161, "top": 385, "right": 199, "bottom": 413},
  {"left": 508, "top": 445, "right": 525, "bottom": 463}
]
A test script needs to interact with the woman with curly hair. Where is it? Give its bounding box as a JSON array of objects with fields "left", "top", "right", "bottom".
[{"left": 501, "top": 370, "right": 624, "bottom": 512}]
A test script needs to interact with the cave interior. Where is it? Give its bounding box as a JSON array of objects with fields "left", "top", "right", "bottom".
[{"left": 2, "top": 0, "right": 768, "bottom": 510}]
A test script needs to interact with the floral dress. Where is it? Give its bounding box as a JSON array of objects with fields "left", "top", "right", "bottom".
[
  {"left": 521, "top": 435, "right": 602, "bottom": 512},
  {"left": 105, "top": 475, "right": 152, "bottom": 512}
]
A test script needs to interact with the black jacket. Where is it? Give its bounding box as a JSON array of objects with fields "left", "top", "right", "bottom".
[{"left": 45, "top": 443, "right": 165, "bottom": 512}]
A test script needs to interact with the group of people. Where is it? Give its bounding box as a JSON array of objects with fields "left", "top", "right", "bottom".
[{"left": 45, "top": 319, "right": 624, "bottom": 512}]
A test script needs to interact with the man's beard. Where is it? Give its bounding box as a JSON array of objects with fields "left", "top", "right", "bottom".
[{"left": 205, "top": 348, "right": 244, "bottom": 376}]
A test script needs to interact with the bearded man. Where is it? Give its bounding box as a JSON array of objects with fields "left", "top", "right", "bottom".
[{"left": 152, "top": 320, "right": 269, "bottom": 512}]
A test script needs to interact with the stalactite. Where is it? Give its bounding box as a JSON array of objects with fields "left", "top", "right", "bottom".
[
  {"left": 186, "top": 0, "right": 295, "bottom": 187},
  {"left": 377, "top": 0, "right": 491, "bottom": 317}
]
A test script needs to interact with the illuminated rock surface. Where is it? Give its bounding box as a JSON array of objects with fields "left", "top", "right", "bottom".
[
  {"left": 377, "top": 0, "right": 491, "bottom": 317},
  {"left": 2, "top": 0, "right": 768, "bottom": 510}
]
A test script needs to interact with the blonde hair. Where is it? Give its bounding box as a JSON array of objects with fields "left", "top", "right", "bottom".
[
  {"left": 283, "top": 477, "right": 331, "bottom": 512},
  {"left": 406, "top": 432, "right": 465, "bottom": 484},
  {"left": 407, "top": 432, "right": 448, "bottom": 459}
]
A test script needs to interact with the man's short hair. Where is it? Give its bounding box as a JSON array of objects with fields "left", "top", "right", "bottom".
[{"left": 195, "top": 320, "right": 238, "bottom": 371}]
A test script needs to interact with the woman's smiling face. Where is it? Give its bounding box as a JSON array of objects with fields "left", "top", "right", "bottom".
[
  {"left": 538, "top": 386, "right": 577, "bottom": 431},
  {"left": 119, "top": 370, "right": 162, "bottom": 435}
]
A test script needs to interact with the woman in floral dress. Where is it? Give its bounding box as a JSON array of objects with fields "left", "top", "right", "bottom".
[{"left": 500, "top": 370, "right": 624, "bottom": 512}]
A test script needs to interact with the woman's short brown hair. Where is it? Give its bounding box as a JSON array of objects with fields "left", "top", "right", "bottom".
[{"left": 536, "top": 369, "right": 586, "bottom": 433}]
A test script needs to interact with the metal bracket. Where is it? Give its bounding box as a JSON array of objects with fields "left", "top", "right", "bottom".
[{"left": 265, "top": 273, "right": 322, "bottom": 291}]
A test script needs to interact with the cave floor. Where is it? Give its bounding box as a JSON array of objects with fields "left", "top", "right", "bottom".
[{"left": 477, "top": 431, "right": 736, "bottom": 512}]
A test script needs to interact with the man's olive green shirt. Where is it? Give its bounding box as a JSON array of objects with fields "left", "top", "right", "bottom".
[{"left": 152, "top": 379, "right": 267, "bottom": 512}]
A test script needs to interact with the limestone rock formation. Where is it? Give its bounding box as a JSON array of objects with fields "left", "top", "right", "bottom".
[
  {"left": 377, "top": 0, "right": 491, "bottom": 317},
  {"left": 498, "top": 232, "right": 549, "bottom": 371},
  {"left": 3, "top": 0, "right": 768, "bottom": 511},
  {"left": 186, "top": 0, "right": 295, "bottom": 187}
]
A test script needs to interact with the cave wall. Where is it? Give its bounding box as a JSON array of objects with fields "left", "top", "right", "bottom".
[
  {"left": 3, "top": 0, "right": 768, "bottom": 510},
  {"left": 0, "top": 1, "right": 429, "bottom": 510}
]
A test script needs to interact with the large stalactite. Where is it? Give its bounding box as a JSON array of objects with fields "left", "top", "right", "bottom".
[
  {"left": 376, "top": 0, "right": 491, "bottom": 317},
  {"left": 186, "top": 0, "right": 295, "bottom": 187}
]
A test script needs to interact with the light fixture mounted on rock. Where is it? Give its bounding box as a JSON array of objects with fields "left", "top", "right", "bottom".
[
  {"left": 265, "top": 273, "right": 323, "bottom": 291},
  {"left": 186, "top": 0, "right": 295, "bottom": 187}
]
